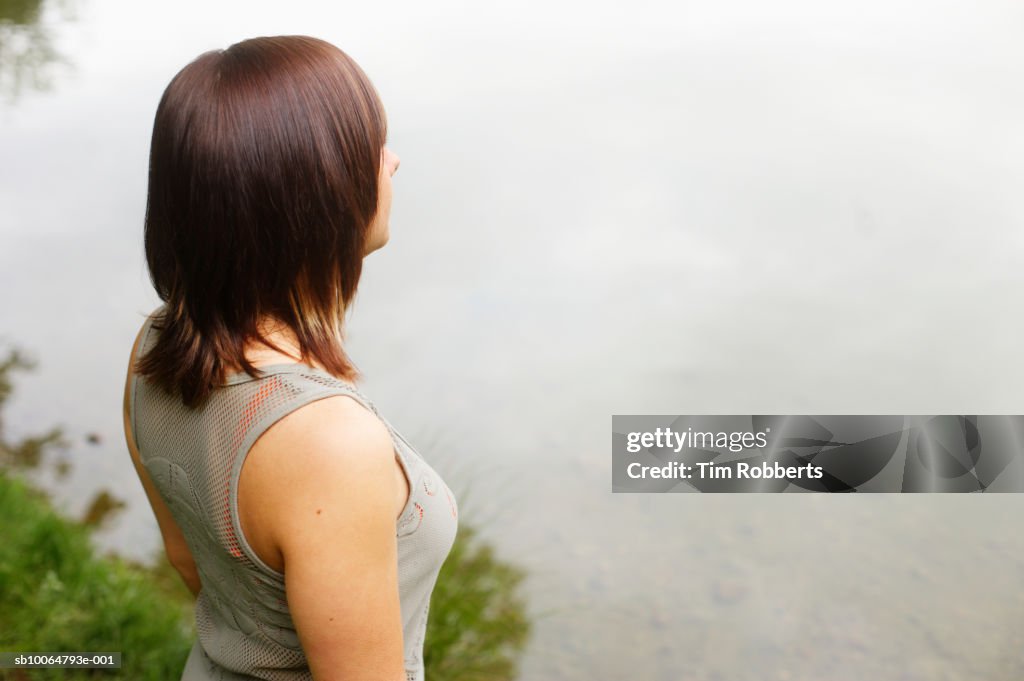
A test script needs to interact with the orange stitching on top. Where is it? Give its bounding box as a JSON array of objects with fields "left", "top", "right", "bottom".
[
  {"left": 225, "top": 377, "right": 282, "bottom": 559},
  {"left": 445, "top": 487, "right": 457, "bottom": 519}
]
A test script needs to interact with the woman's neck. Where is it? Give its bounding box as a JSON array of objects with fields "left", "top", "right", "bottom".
[{"left": 234, "top": 317, "right": 328, "bottom": 372}]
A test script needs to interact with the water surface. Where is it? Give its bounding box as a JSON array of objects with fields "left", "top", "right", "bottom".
[{"left": 2, "top": 1, "right": 1023, "bottom": 678}]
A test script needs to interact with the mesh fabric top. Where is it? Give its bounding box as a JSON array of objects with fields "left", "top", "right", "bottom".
[{"left": 129, "top": 308, "right": 459, "bottom": 681}]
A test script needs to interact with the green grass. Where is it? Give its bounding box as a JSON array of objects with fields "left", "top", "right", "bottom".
[
  {"left": 426, "top": 524, "right": 531, "bottom": 681},
  {"left": 0, "top": 471, "right": 194, "bottom": 680}
]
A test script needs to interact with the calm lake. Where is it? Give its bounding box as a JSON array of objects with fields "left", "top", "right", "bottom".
[{"left": 2, "top": 1, "right": 1023, "bottom": 678}]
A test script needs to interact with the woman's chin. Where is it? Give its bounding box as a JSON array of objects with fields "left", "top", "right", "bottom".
[{"left": 364, "top": 233, "right": 390, "bottom": 256}]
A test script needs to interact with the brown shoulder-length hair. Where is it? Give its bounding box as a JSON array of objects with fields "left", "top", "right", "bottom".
[{"left": 136, "top": 35, "right": 387, "bottom": 409}]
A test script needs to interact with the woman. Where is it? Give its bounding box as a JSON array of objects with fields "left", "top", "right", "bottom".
[{"left": 121, "top": 36, "right": 459, "bottom": 681}]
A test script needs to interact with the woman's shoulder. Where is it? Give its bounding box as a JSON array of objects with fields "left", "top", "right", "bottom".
[
  {"left": 243, "top": 392, "right": 397, "bottom": 503},
  {"left": 263, "top": 393, "right": 391, "bottom": 456},
  {"left": 124, "top": 307, "right": 163, "bottom": 423},
  {"left": 239, "top": 392, "right": 401, "bottom": 571},
  {"left": 127, "top": 306, "right": 164, "bottom": 368}
]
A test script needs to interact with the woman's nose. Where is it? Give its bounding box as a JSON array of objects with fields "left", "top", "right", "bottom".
[{"left": 390, "top": 152, "right": 400, "bottom": 176}]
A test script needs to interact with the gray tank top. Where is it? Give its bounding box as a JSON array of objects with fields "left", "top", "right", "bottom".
[{"left": 129, "top": 308, "right": 459, "bottom": 681}]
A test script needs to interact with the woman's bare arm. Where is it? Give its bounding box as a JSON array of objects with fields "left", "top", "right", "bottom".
[{"left": 244, "top": 394, "right": 407, "bottom": 681}]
